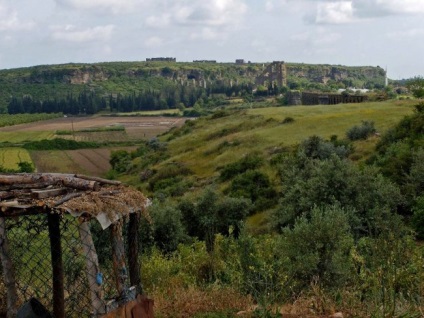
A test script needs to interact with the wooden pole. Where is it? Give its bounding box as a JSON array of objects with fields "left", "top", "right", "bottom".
[
  {"left": 0, "top": 217, "right": 18, "bottom": 318},
  {"left": 78, "top": 221, "right": 105, "bottom": 316},
  {"left": 128, "top": 213, "right": 142, "bottom": 294},
  {"left": 47, "top": 212, "right": 65, "bottom": 318},
  {"left": 110, "top": 220, "right": 127, "bottom": 299}
]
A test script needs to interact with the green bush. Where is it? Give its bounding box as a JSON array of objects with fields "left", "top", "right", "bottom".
[
  {"left": 346, "top": 120, "right": 376, "bottom": 141},
  {"left": 23, "top": 138, "right": 99, "bottom": 150},
  {"left": 412, "top": 196, "right": 424, "bottom": 239},
  {"left": 219, "top": 153, "right": 263, "bottom": 181},
  {"left": 226, "top": 170, "right": 277, "bottom": 212},
  {"left": 281, "top": 205, "right": 354, "bottom": 293}
]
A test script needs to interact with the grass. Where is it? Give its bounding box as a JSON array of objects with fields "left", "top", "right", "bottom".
[
  {"left": 159, "top": 100, "right": 415, "bottom": 179},
  {"left": 114, "top": 109, "right": 181, "bottom": 116},
  {"left": 0, "top": 131, "right": 55, "bottom": 143},
  {"left": 30, "top": 150, "right": 85, "bottom": 174},
  {"left": 0, "top": 147, "right": 33, "bottom": 170}
]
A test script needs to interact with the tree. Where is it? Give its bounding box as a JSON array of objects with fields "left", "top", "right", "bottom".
[{"left": 406, "top": 76, "right": 424, "bottom": 98}]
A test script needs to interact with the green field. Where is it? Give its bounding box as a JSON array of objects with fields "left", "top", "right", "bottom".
[
  {"left": 162, "top": 100, "right": 416, "bottom": 178},
  {"left": 0, "top": 147, "right": 33, "bottom": 170},
  {"left": 0, "top": 131, "right": 55, "bottom": 143}
]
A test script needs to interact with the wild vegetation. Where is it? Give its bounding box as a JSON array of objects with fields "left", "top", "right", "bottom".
[
  {"left": 100, "top": 99, "right": 424, "bottom": 317},
  {"left": 1, "top": 61, "right": 423, "bottom": 317}
]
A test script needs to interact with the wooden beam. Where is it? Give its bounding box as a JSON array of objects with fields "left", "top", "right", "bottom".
[
  {"left": 0, "top": 217, "right": 18, "bottom": 318},
  {"left": 75, "top": 174, "right": 122, "bottom": 186},
  {"left": 110, "top": 220, "right": 127, "bottom": 299},
  {"left": 78, "top": 221, "right": 105, "bottom": 315},
  {"left": 0, "top": 174, "right": 100, "bottom": 191},
  {"left": 31, "top": 188, "right": 67, "bottom": 199},
  {"left": 128, "top": 213, "right": 142, "bottom": 294},
  {"left": 47, "top": 212, "right": 65, "bottom": 318}
]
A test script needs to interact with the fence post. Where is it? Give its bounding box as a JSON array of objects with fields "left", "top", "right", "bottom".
[
  {"left": 110, "top": 220, "right": 127, "bottom": 298},
  {"left": 78, "top": 221, "right": 105, "bottom": 316},
  {"left": 47, "top": 212, "right": 65, "bottom": 318},
  {"left": 0, "top": 217, "right": 18, "bottom": 318},
  {"left": 128, "top": 213, "right": 142, "bottom": 294}
]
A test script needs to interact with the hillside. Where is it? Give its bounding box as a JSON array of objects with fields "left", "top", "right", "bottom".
[
  {"left": 0, "top": 61, "right": 386, "bottom": 113},
  {"left": 121, "top": 100, "right": 415, "bottom": 196}
]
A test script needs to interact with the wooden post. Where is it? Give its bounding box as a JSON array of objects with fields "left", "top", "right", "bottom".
[
  {"left": 78, "top": 221, "right": 105, "bottom": 316},
  {"left": 0, "top": 217, "right": 18, "bottom": 318},
  {"left": 110, "top": 220, "right": 127, "bottom": 299},
  {"left": 47, "top": 212, "right": 65, "bottom": 318},
  {"left": 128, "top": 213, "right": 142, "bottom": 294}
]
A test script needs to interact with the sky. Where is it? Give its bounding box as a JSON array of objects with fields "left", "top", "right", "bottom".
[{"left": 1, "top": 0, "right": 424, "bottom": 79}]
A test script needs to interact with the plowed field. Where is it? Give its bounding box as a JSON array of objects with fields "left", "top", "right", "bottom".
[{"left": 31, "top": 147, "right": 137, "bottom": 177}]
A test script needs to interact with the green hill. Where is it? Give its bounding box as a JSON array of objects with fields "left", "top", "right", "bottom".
[{"left": 0, "top": 61, "right": 386, "bottom": 113}]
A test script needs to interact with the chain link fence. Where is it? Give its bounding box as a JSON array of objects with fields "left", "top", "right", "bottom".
[{"left": 0, "top": 213, "right": 140, "bottom": 317}]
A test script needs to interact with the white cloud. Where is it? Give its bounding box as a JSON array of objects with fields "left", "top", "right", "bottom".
[
  {"left": 50, "top": 24, "right": 115, "bottom": 42},
  {"left": 144, "top": 36, "right": 164, "bottom": 48},
  {"left": 0, "top": 4, "right": 35, "bottom": 31},
  {"left": 316, "top": 1, "right": 354, "bottom": 24},
  {"left": 353, "top": 0, "right": 424, "bottom": 17},
  {"left": 55, "top": 0, "right": 143, "bottom": 14},
  {"left": 387, "top": 28, "right": 424, "bottom": 38},
  {"left": 148, "top": 0, "right": 247, "bottom": 28},
  {"left": 190, "top": 27, "right": 220, "bottom": 40}
]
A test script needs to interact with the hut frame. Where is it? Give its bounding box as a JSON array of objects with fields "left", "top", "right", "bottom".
[{"left": 0, "top": 173, "right": 151, "bottom": 317}]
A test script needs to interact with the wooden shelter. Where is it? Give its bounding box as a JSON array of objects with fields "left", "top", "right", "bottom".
[{"left": 0, "top": 173, "right": 152, "bottom": 317}]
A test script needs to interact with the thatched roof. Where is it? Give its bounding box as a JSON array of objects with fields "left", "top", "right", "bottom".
[{"left": 0, "top": 173, "right": 150, "bottom": 228}]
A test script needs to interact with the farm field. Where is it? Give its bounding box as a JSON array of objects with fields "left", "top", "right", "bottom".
[
  {"left": 31, "top": 147, "right": 137, "bottom": 177},
  {"left": 0, "top": 115, "right": 186, "bottom": 175},
  {"left": 0, "top": 147, "right": 32, "bottom": 170},
  {"left": 0, "top": 116, "right": 187, "bottom": 142}
]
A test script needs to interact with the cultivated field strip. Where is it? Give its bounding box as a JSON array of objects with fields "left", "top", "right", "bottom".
[{"left": 0, "top": 148, "right": 33, "bottom": 170}]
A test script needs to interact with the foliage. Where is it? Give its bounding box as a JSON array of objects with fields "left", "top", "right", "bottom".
[
  {"left": 226, "top": 171, "right": 277, "bottom": 212},
  {"left": 281, "top": 205, "right": 354, "bottom": 293},
  {"left": 109, "top": 150, "right": 132, "bottom": 173},
  {"left": 179, "top": 188, "right": 252, "bottom": 253},
  {"left": 145, "top": 201, "right": 187, "bottom": 253},
  {"left": 22, "top": 138, "right": 99, "bottom": 150},
  {"left": 274, "top": 154, "right": 402, "bottom": 236},
  {"left": 219, "top": 153, "right": 264, "bottom": 181},
  {"left": 0, "top": 113, "right": 62, "bottom": 127},
  {"left": 346, "top": 120, "right": 376, "bottom": 141},
  {"left": 406, "top": 76, "right": 424, "bottom": 98},
  {"left": 411, "top": 195, "right": 424, "bottom": 239},
  {"left": 298, "top": 135, "right": 352, "bottom": 160},
  {"left": 17, "top": 161, "right": 35, "bottom": 173}
]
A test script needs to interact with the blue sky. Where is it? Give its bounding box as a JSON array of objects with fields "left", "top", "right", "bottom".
[{"left": 1, "top": 0, "right": 424, "bottom": 79}]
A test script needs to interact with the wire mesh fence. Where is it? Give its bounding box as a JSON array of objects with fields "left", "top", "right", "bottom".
[{"left": 0, "top": 212, "right": 141, "bottom": 317}]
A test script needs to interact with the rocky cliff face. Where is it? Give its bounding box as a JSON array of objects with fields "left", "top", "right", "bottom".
[{"left": 287, "top": 64, "right": 385, "bottom": 84}]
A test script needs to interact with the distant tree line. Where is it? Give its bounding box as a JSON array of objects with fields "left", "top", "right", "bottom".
[{"left": 7, "top": 82, "right": 255, "bottom": 115}]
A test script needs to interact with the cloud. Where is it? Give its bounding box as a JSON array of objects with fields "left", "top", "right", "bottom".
[
  {"left": 0, "top": 4, "right": 35, "bottom": 31},
  {"left": 148, "top": 0, "right": 247, "bottom": 28},
  {"left": 54, "top": 0, "right": 142, "bottom": 14},
  {"left": 144, "top": 36, "right": 164, "bottom": 48},
  {"left": 387, "top": 28, "right": 424, "bottom": 38},
  {"left": 353, "top": 0, "right": 424, "bottom": 17},
  {"left": 315, "top": 1, "right": 354, "bottom": 24},
  {"left": 50, "top": 24, "right": 115, "bottom": 43}
]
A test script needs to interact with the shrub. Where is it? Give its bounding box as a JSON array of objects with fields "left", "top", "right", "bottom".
[
  {"left": 412, "top": 196, "right": 424, "bottom": 239},
  {"left": 281, "top": 205, "right": 354, "bottom": 293},
  {"left": 109, "top": 150, "right": 131, "bottom": 173},
  {"left": 346, "top": 120, "right": 376, "bottom": 141},
  {"left": 219, "top": 153, "right": 263, "bottom": 181},
  {"left": 226, "top": 170, "right": 277, "bottom": 212},
  {"left": 23, "top": 138, "right": 99, "bottom": 150},
  {"left": 281, "top": 116, "right": 294, "bottom": 124}
]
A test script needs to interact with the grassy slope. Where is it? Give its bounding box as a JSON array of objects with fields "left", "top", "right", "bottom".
[{"left": 151, "top": 100, "right": 415, "bottom": 181}]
